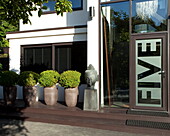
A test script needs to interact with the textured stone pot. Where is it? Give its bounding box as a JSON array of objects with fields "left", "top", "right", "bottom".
[
  {"left": 65, "top": 87, "right": 78, "bottom": 107},
  {"left": 3, "top": 86, "right": 17, "bottom": 106},
  {"left": 23, "top": 86, "right": 37, "bottom": 106},
  {"left": 44, "top": 86, "right": 58, "bottom": 105}
]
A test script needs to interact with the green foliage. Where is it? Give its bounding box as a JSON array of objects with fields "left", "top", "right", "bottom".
[
  {"left": 0, "top": 21, "right": 18, "bottom": 47},
  {"left": 55, "top": 0, "right": 72, "bottom": 16},
  {"left": 38, "top": 70, "right": 60, "bottom": 87},
  {"left": 0, "top": 63, "right": 2, "bottom": 70},
  {"left": 0, "top": 1, "right": 72, "bottom": 47},
  {"left": 18, "top": 71, "right": 39, "bottom": 87},
  {"left": 0, "top": 71, "right": 19, "bottom": 86},
  {"left": 59, "top": 70, "right": 81, "bottom": 88},
  {"left": 0, "top": 0, "right": 72, "bottom": 25}
]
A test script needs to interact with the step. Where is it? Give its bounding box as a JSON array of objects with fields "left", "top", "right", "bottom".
[
  {"left": 1, "top": 110, "right": 170, "bottom": 136},
  {"left": 126, "top": 119, "right": 170, "bottom": 130},
  {"left": 1, "top": 101, "right": 170, "bottom": 135},
  {"left": 127, "top": 109, "right": 169, "bottom": 117}
]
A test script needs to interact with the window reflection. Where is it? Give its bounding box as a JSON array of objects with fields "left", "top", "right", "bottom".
[
  {"left": 101, "top": 1, "right": 129, "bottom": 107},
  {"left": 42, "top": 0, "right": 83, "bottom": 12},
  {"left": 132, "top": 0, "right": 168, "bottom": 33}
]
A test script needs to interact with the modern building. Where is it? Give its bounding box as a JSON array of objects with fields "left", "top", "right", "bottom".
[{"left": 3, "top": 0, "right": 170, "bottom": 116}]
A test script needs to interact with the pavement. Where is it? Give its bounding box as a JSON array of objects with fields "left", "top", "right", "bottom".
[{"left": 0, "top": 119, "right": 152, "bottom": 136}]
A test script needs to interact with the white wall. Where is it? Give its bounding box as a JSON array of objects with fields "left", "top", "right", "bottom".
[
  {"left": 3, "top": 0, "right": 102, "bottom": 105},
  {"left": 5, "top": 27, "right": 87, "bottom": 100},
  {"left": 7, "top": 27, "right": 87, "bottom": 73},
  {"left": 87, "top": 0, "right": 101, "bottom": 108},
  {"left": 20, "top": 0, "right": 88, "bottom": 31},
  {"left": 5, "top": 2, "right": 88, "bottom": 101}
]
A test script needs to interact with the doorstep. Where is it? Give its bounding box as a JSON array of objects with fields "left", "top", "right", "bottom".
[{"left": 0, "top": 100, "right": 170, "bottom": 136}]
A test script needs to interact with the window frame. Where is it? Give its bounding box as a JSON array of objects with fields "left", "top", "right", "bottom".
[
  {"left": 21, "top": 41, "right": 87, "bottom": 75},
  {"left": 42, "top": 0, "right": 83, "bottom": 15}
]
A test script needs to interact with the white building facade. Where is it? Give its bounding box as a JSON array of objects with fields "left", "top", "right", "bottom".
[
  {"left": 4, "top": 0, "right": 100, "bottom": 106},
  {"left": 4, "top": 0, "right": 170, "bottom": 114}
]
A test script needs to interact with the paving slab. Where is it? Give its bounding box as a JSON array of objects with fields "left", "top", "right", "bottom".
[{"left": 0, "top": 119, "right": 152, "bottom": 136}]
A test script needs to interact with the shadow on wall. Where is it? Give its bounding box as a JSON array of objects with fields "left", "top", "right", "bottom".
[
  {"left": 66, "top": 0, "right": 89, "bottom": 27},
  {"left": 66, "top": 0, "right": 89, "bottom": 85}
]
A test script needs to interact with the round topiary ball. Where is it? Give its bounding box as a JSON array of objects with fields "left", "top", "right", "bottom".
[
  {"left": 38, "top": 70, "right": 60, "bottom": 87},
  {"left": 59, "top": 70, "right": 81, "bottom": 88}
]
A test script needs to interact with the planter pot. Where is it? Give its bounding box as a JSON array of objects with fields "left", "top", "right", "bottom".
[
  {"left": 3, "top": 86, "right": 17, "bottom": 106},
  {"left": 23, "top": 86, "right": 37, "bottom": 106},
  {"left": 65, "top": 87, "right": 78, "bottom": 107},
  {"left": 44, "top": 86, "right": 58, "bottom": 105}
]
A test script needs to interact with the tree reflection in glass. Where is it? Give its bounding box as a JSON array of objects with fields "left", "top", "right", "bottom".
[{"left": 101, "top": 1, "right": 129, "bottom": 107}]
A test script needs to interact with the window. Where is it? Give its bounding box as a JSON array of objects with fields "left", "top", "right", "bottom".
[
  {"left": 21, "top": 42, "right": 87, "bottom": 81},
  {"left": 101, "top": 1, "right": 130, "bottom": 107},
  {"left": 42, "top": 0, "right": 83, "bottom": 12},
  {"left": 22, "top": 46, "right": 52, "bottom": 73},
  {"left": 132, "top": 0, "right": 168, "bottom": 33},
  {"left": 55, "top": 47, "right": 71, "bottom": 73}
]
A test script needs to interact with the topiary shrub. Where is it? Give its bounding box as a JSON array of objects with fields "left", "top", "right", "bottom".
[
  {"left": 38, "top": 70, "right": 60, "bottom": 87},
  {"left": 18, "top": 71, "right": 39, "bottom": 87},
  {"left": 59, "top": 70, "right": 81, "bottom": 88},
  {"left": 0, "top": 71, "right": 19, "bottom": 86}
]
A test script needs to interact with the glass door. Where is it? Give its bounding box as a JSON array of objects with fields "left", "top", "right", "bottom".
[
  {"left": 101, "top": 1, "right": 130, "bottom": 108},
  {"left": 130, "top": 34, "right": 167, "bottom": 111},
  {"left": 100, "top": 0, "right": 169, "bottom": 109}
]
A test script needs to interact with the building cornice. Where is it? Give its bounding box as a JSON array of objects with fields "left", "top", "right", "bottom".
[{"left": 7, "top": 25, "right": 87, "bottom": 34}]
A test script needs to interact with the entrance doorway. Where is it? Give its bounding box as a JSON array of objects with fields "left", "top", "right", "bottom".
[
  {"left": 130, "top": 34, "right": 168, "bottom": 111},
  {"left": 100, "top": 0, "right": 169, "bottom": 110}
]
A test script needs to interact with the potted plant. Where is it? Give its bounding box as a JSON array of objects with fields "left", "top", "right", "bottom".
[
  {"left": 0, "top": 71, "right": 19, "bottom": 106},
  {"left": 59, "top": 70, "right": 81, "bottom": 107},
  {"left": 38, "top": 70, "right": 60, "bottom": 105},
  {"left": 18, "top": 71, "right": 39, "bottom": 106}
]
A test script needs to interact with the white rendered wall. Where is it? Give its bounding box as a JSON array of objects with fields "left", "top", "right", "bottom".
[
  {"left": 20, "top": 0, "right": 88, "bottom": 31},
  {"left": 2, "top": 0, "right": 101, "bottom": 104},
  {"left": 5, "top": 27, "right": 87, "bottom": 100},
  {"left": 7, "top": 27, "right": 87, "bottom": 72},
  {"left": 87, "top": 0, "right": 101, "bottom": 108},
  {"left": 4, "top": 1, "right": 88, "bottom": 102}
]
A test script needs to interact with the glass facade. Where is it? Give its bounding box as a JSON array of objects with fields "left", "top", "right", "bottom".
[
  {"left": 101, "top": 0, "right": 168, "bottom": 109},
  {"left": 132, "top": 0, "right": 168, "bottom": 33},
  {"left": 42, "top": 0, "right": 83, "bottom": 12},
  {"left": 101, "top": 1, "right": 130, "bottom": 107}
]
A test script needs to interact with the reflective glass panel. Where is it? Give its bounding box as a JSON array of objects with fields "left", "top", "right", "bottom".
[
  {"left": 101, "top": 1, "right": 130, "bottom": 108},
  {"left": 132, "top": 0, "right": 168, "bottom": 33},
  {"left": 22, "top": 47, "right": 52, "bottom": 73},
  {"left": 42, "top": 0, "right": 82, "bottom": 12}
]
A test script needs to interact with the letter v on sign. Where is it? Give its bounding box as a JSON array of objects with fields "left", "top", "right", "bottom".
[{"left": 138, "top": 59, "right": 161, "bottom": 80}]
